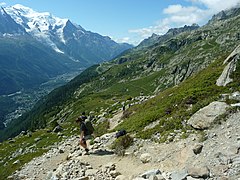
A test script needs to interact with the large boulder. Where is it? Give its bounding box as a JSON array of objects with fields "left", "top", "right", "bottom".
[
  {"left": 187, "top": 166, "right": 210, "bottom": 179},
  {"left": 188, "top": 101, "right": 229, "bottom": 129}
]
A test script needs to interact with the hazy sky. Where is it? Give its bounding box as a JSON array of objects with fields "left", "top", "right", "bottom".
[{"left": 0, "top": 0, "right": 239, "bottom": 45}]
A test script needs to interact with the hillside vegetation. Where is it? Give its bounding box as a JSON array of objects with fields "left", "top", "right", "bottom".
[{"left": 0, "top": 7, "right": 240, "bottom": 179}]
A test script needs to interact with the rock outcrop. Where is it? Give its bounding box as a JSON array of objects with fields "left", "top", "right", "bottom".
[{"left": 216, "top": 44, "right": 240, "bottom": 86}]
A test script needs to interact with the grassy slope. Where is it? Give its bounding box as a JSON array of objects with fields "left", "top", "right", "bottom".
[{"left": 115, "top": 58, "right": 230, "bottom": 139}]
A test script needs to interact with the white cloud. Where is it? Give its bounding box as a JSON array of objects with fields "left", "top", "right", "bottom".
[
  {"left": 117, "top": 37, "right": 130, "bottom": 43},
  {"left": 0, "top": 2, "right": 6, "bottom": 6},
  {"left": 163, "top": 4, "right": 183, "bottom": 14},
  {"left": 129, "top": 4, "right": 207, "bottom": 43},
  {"left": 129, "top": 0, "right": 240, "bottom": 45},
  {"left": 163, "top": 4, "right": 199, "bottom": 15},
  {"left": 189, "top": 0, "right": 240, "bottom": 11},
  {"left": 114, "top": 36, "right": 141, "bottom": 46},
  {"left": 129, "top": 23, "right": 170, "bottom": 40}
]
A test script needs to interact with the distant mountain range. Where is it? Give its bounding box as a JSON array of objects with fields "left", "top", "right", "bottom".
[{"left": 0, "top": 4, "right": 132, "bottom": 95}]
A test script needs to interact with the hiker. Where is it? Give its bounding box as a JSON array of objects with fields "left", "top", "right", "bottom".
[{"left": 76, "top": 112, "right": 94, "bottom": 154}]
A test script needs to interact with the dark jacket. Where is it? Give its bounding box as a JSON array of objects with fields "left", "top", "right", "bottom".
[{"left": 80, "top": 121, "right": 89, "bottom": 136}]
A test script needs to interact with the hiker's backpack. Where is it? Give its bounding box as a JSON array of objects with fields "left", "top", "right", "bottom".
[
  {"left": 115, "top": 129, "right": 126, "bottom": 138},
  {"left": 80, "top": 115, "right": 87, "bottom": 121},
  {"left": 85, "top": 120, "right": 94, "bottom": 135}
]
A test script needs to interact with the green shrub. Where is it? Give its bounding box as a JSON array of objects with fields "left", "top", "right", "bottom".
[
  {"left": 198, "top": 131, "right": 208, "bottom": 142},
  {"left": 111, "top": 134, "right": 133, "bottom": 156}
]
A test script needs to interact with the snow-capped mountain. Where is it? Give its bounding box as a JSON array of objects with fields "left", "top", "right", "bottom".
[
  {"left": 0, "top": 6, "right": 26, "bottom": 35},
  {"left": 5, "top": 4, "right": 69, "bottom": 53},
  {"left": 0, "top": 4, "right": 132, "bottom": 96},
  {"left": 3, "top": 4, "right": 132, "bottom": 63}
]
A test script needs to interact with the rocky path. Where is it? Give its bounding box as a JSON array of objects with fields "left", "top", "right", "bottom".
[{"left": 9, "top": 110, "right": 240, "bottom": 180}]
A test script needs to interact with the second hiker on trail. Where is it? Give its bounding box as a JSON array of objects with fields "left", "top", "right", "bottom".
[{"left": 76, "top": 112, "right": 95, "bottom": 155}]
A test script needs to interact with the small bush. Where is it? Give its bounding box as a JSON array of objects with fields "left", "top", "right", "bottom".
[
  {"left": 111, "top": 134, "right": 133, "bottom": 156},
  {"left": 198, "top": 131, "right": 208, "bottom": 142},
  {"left": 121, "top": 110, "right": 132, "bottom": 119}
]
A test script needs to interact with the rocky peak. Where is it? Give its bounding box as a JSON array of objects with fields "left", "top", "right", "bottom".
[
  {"left": 166, "top": 24, "right": 199, "bottom": 36},
  {"left": 209, "top": 10, "right": 227, "bottom": 23},
  {"left": 208, "top": 6, "right": 240, "bottom": 24},
  {"left": 137, "top": 24, "right": 199, "bottom": 49}
]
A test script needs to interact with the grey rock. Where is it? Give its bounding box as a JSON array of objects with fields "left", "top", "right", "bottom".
[
  {"left": 170, "top": 169, "right": 188, "bottom": 180},
  {"left": 186, "top": 176, "right": 203, "bottom": 180},
  {"left": 230, "top": 91, "right": 240, "bottom": 101},
  {"left": 187, "top": 166, "right": 210, "bottom": 178},
  {"left": 188, "top": 101, "right": 229, "bottom": 129},
  {"left": 8, "top": 139, "right": 16, "bottom": 143},
  {"left": 215, "top": 152, "right": 232, "bottom": 165},
  {"left": 140, "top": 153, "right": 152, "bottom": 163},
  {"left": 132, "top": 178, "right": 146, "bottom": 180},
  {"left": 149, "top": 175, "right": 159, "bottom": 180},
  {"left": 115, "top": 175, "right": 127, "bottom": 180},
  {"left": 232, "top": 156, "right": 240, "bottom": 165},
  {"left": 155, "top": 174, "right": 166, "bottom": 180},
  {"left": 59, "top": 149, "right": 64, "bottom": 154},
  {"left": 141, "top": 169, "right": 161, "bottom": 179},
  {"left": 104, "top": 162, "right": 116, "bottom": 171},
  {"left": 53, "top": 125, "right": 63, "bottom": 133},
  {"left": 94, "top": 137, "right": 101, "bottom": 143},
  {"left": 27, "top": 132, "right": 32, "bottom": 137},
  {"left": 109, "top": 170, "right": 121, "bottom": 178},
  {"left": 7, "top": 175, "right": 14, "bottom": 180},
  {"left": 34, "top": 137, "right": 41, "bottom": 142},
  {"left": 13, "top": 160, "right": 20, "bottom": 165},
  {"left": 78, "top": 177, "right": 89, "bottom": 180},
  {"left": 216, "top": 45, "right": 240, "bottom": 86},
  {"left": 193, "top": 144, "right": 203, "bottom": 155},
  {"left": 85, "top": 169, "right": 98, "bottom": 176}
]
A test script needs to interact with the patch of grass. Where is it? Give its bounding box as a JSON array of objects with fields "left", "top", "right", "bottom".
[{"left": 198, "top": 130, "right": 208, "bottom": 143}]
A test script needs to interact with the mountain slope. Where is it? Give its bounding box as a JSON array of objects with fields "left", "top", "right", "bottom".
[
  {"left": 0, "top": 35, "right": 79, "bottom": 95},
  {"left": 1, "top": 6, "right": 239, "bottom": 142}
]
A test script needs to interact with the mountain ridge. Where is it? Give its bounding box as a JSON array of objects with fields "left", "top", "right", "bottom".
[{"left": 4, "top": 4, "right": 133, "bottom": 62}]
